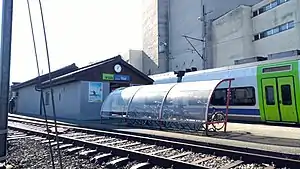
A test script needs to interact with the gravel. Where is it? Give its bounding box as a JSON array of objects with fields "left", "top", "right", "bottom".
[
  {"left": 199, "top": 156, "right": 234, "bottom": 168},
  {"left": 8, "top": 122, "right": 285, "bottom": 169},
  {"left": 7, "top": 138, "right": 104, "bottom": 169},
  {"left": 6, "top": 132, "right": 171, "bottom": 169}
]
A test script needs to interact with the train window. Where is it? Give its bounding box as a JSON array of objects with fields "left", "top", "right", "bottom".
[
  {"left": 265, "top": 86, "right": 275, "bottom": 105},
  {"left": 281, "top": 85, "right": 292, "bottom": 105},
  {"left": 211, "top": 89, "right": 227, "bottom": 105},
  {"left": 231, "top": 87, "right": 256, "bottom": 106},
  {"left": 211, "top": 87, "right": 256, "bottom": 106}
]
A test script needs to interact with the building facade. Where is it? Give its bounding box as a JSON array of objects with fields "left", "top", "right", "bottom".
[
  {"left": 213, "top": 0, "right": 300, "bottom": 67},
  {"left": 12, "top": 56, "right": 153, "bottom": 120},
  {"left": 141, "top": 0, "right": 261, "bottom": 75}
]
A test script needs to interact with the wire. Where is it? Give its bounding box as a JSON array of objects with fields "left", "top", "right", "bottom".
[
  {"left": 25, "top": 1, "right": 55, "bottom": 168},
  {"left": 37, "top": 0, "right": 63, "bottom": 168}
]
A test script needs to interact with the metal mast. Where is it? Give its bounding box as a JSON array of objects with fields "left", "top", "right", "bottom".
[{"left": 0, "top": 0, "right": 13, "bottom": 166}]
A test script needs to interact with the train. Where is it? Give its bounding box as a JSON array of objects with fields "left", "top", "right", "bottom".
[{"left": 150, "top": 56, "right": 300, "bottom": 124}]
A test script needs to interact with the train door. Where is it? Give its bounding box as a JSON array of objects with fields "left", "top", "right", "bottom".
[
  {"left": 277, "top": 77, "right": 298, "bottom": 122},
  {"left": 261, "top": 77, "right": 298, "bottom": 122},
  {"left": 262, "top": 78, "right": 280, "bottom": 121}
]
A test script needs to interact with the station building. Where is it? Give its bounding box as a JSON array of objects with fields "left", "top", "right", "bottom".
[{"left": 11, "top": 55, "right": 153, "bottom": 120}]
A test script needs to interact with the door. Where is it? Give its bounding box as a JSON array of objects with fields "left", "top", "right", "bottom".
[
  {"left": 261, "top": 77, "right": 298, "bottom": 122},
  {"left": 262, "top": 78, "right": 281, "bottom": 121},
  {"left": 277, "top": 77, "right": 298, "bottom": 122}
]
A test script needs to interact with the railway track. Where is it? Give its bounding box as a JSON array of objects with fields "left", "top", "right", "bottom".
[{"left": 6, "top": 116, "right": 300, "bottom": 169}]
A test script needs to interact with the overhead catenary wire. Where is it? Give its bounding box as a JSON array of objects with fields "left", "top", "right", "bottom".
[
  {"left": 37, "top": 0, "right": 64, "bottom": 168},
  {"left": 25, "top": 1, "right": 56, "bottom": 168}
]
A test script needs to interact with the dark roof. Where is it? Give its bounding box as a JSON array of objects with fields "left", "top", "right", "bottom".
[
  {"left": 11, "top": 63, "right": 79, "bottom": 90},
  {"left": 41, "top": 55, "right": 153, "bottom": 87}
]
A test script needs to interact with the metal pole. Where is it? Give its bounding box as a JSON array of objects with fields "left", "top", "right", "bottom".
[
  {"left": 202, "top": 4, "right": 206, "bottom": 70},
  {"left": 0, "top": 0, "right": 13, "bottom": 165}
]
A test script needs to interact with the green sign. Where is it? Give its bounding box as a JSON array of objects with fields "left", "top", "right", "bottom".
[{"left": 102, "top": 73, "right": 114, "bottom": 80}]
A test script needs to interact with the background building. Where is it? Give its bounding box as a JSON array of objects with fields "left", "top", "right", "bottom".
[
  {"left": 213, "top": 0, "right": 299, "bottom": 67},
  {"left": 140, "top": 0, "right": 261, "bottom": 75},
  {"left": 122, "top": 49, "right": 158, "bottom": 75}
]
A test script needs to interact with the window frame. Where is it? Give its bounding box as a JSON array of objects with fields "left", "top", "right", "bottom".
[
  {"left": 281, "top": 84, "right": 292, "bottom": 105},
  {"left": 211, "top": 86, "right": 256, "bottom": 106},
  {"left": 265, "top": 86, "right": 275, "bottom": 105}
]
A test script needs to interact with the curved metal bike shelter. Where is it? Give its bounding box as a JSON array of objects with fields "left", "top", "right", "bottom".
[{"left": 100, "top": 78, "right": 234, "bottom": 135}]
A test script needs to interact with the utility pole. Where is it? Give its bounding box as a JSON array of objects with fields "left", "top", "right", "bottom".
[
  {"left": 198, "top": 4, "right": 212, "bottom": 70},
  {"left": 0, "top": 0, "right": 13, "bottom": 166},
  {"left": 202, "top": 5, "right": 207, "bottom": 69}
]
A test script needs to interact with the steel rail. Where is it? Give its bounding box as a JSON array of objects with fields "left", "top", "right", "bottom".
[
  {"left": 7, "top": 116, "right": 300, "bottom": 169},
  {"left": 8, "top": 123, "right": 209, "bottom": 169}
]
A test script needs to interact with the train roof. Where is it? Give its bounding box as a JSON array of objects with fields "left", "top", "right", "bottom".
[{"left": 151, "top": 55, "right": 300, "bottom": 82}]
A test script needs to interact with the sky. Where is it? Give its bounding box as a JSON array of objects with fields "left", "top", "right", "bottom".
[{"left": 7, "top": 0, "right": 143, "bottom": 83}]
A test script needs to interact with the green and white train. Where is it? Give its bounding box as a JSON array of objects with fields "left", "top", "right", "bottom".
[{"left": 151, "top": 56, "right": 300, "bottom": 124}]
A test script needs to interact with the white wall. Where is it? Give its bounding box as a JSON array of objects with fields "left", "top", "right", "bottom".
[
  {"left": 212, "top": 6, "right": 253, "bottom": 67},
  {"left": 253, "top": 0, "right": 299, "bottom": 56},
  {"left": 15, "top": 85, "right": 41, "bottom": 115},
  {"left": 212, "top": 0, "right": 300, "bottom": 68},
  {"left": 142, "top": 0, "right": 159, "bottom": 72},
  {"left": 142, "top": 0, "right": 262, "bottom": 74},
  {"left": 167, "top": 0, "right": 261, "bottom": 71},
  {"left": 43, "top": 82, "right": 81, "bottom": 119},
  {"left": 168, "top": 0, "right": 203, "bottom": 71}
]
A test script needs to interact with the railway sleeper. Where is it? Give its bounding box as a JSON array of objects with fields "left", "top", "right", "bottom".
[
  {"left": 130, "top": 162, "right": 151, "bottom": 169},
  {"left": 66, "top": 146, "right": 85, "bottom": 155},
  {"left": 133, "top": 145, "right": 156, "bottom": 151},
  {"left": 90, "top": 153, "right": 113, "bottom": 163},
  {"left": 56, "top": 143, "right": 73, "bottom": 150},
  {"left": 33, "top": 137, "right": 46, "bottom": 141},
  {"left": 41, "top": 139, "right": 54, "bottom": 144},
  {"left": 192, "top": 156, "right": 216, "bottom": 164},
  {"left": 149, "top": 148, "right": 173, "bottom": 155},
  {"left": 105, "top": 157, "right": 130, "bottom": 169},
  {"left": 117, "top": 142, "right": 140, "bottom": 148},
  {"left": 104, "top": 140, "right": 128, "bottom": 146},
  {"left": 218, "top": 160, "right": 244, "bottom": 169},
  {"left": 71, "top": 134, "right": 96, "bottom": 139},
  {"left": 169, "top": 151, "right": 193, "bottom": 159},
  {"left": 79, "top": 149, "right": 98, "bottom": 159},
  {"left": 50, "top": 141, "right": 63, "bottom": 146}
]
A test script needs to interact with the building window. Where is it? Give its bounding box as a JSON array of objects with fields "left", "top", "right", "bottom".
[
  {"left": 211, "top": 87, "right": 256, "bottom": 106},
  {"left": 253, "top": 21, "right": 295, "bottom": 41},
  {"left": 253, "top": 11, "right": 258, "bottom": 17},
  {"left": 252, "top": 0, "right": 290, "bottom": 17},
  {"left": 254, "top": 34, "right": 259, "bottom": 41},
  {"left": 45, "top": 91, "right": 50, "bottom": 105}
]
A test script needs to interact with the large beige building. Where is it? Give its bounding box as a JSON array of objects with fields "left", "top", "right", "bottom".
[
  {"left": 138, "top": 0, "right": 261, "bottom": 75},
  {"left": 212, "top": 0, "right": 299, "bottom": 67}
]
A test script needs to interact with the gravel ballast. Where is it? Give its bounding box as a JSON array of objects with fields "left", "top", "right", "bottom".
[{"left": 6, "top": 136, "right": 167, "bottom": 169}]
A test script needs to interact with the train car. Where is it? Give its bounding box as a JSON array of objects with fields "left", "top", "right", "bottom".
[{"left": 150, "top": 56, "right": 300, "bottom": 124}]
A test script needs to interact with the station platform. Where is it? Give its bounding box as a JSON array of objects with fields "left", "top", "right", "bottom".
[{"left": 8, "top": 113, "right": 300, "bottom": 157}]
